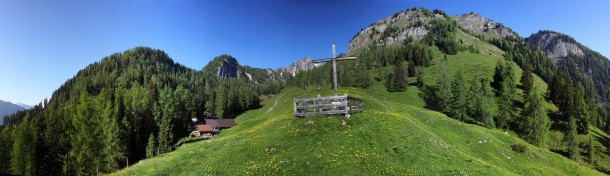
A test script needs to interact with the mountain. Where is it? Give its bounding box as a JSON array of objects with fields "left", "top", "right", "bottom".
[
  {"left": 276, "top": 57, "right": 316, "bottom": 77},
  {"left": 202, "top": 54, "right": 317, "bottom": 83},
  {"left": 348, "top": 8, "right": 438, "bottom": 53},
  {"left": 527, "top": 30, "right": 584, "bottom": 61},
  {"left": 201, "top": 54, "right": 248, "bottom": 79},
  {"left": 451, "top": 12, "right": 519, "bottom": 40},
  {"left": 15, "top": 103, "right": 32, "bottom": 110},
  {"left": 4, "top": 7, "right": 610, "bottom": 176},
  {"left": 527, "top": 30, "right": 610, "bottom": 102},
  {"left": 0, "top": 100, "right": 25, "bottom": 124}
]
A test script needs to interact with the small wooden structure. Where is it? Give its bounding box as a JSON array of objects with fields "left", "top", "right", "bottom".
[
  {"left": 294, "top": 93, "right": 363, "bottom": 118},
  {"left": 190, "top": 119, "right": 237, "bottom": 138}
]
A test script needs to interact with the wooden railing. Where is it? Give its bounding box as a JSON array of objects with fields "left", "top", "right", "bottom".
[{"left": 293, "top": 93, "right": 363, "bottom": 118}]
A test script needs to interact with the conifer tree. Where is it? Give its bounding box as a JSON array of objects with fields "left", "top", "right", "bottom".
[
  {"left": 391, "top": 56, "right": 407, "bottom": 92},
  {"left": 146, "top": 133, "right": 156, "bottom": 158},
  {"left": 518, "top": 88, "right": 549, "bottom": 146},
  {"left": 408, "top": 61, "right": 416, "bottom": 77},
  {"left": 495, "top": 62, "right": 516, "bottom": 129},
  {"left": 416, "top": 67, "right": 424, "bottom": 88},
  {"left": 10, "top": 116, "right": 34, "bottom": 175},
  {"left": 565, "top": 115, "right": 579, "bottom": 160},
  {"left": 480, "top": 78, "right": 495, "bottom": 128},
  {"left": 520, "top": 59, "right": 534, "bottom": 95},
  {"left": 450, "top": 71, "right": 468, "bottom": 121},
  {"left": 436, "top": 63, "right": 452, "bottom": 114}
]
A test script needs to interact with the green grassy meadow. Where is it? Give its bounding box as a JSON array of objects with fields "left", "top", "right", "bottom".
[{"left": 111, "top": 84, "right": 603, "bottom": 175}]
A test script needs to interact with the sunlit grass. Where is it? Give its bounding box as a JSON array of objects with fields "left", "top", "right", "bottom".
[{"left": 111, "top": 84, "right": 602, "bottom": 175}]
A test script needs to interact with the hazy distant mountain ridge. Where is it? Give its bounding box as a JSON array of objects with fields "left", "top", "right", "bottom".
[{"left": 0, "top": 100, "right": 25, "bottom": 125}]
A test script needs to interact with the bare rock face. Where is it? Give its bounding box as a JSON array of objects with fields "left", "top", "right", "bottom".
[
  {"left": 277, "top": 57, "right": 316, "bottom": 77},
  {"left": 526, "top": 30, "right": 584, "bottom": 61},
  {"left": 451, "top": 13, "right": 517, "bottom": 40},
  {"left": 348, "top": 9, "right": 442, "bottom": 53},
  {"left": 216, "top": 57, "right": 244, "bottom": 79}
]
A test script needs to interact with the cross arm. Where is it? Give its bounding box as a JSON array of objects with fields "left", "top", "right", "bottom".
[{"left": 311, "top": 57, "right": 357, "bottom": 63}]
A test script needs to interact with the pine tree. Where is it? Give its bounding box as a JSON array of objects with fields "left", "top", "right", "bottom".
[
  {"left": 10, "top": 116, "right": 34, "bottom": 175},
  {"left": 408, "top": 61, "right": 416, "bottom": 77},
  {"left": 519, "top": 88, "right": 549, "bottom": 146},
  {"left": 0, "top": 127, "right": 14, "bottom": 173},
  {"left": 520, "top": 59, "right": 534, "bottom": 95},
  {"left": 480, "top": 78, "right": 495, "bottom": 128},
  {"left": 156, "top": 86, "right": 175, "bottom": 154},
  {"left": 436, "top": 63, "right": 452, "bottom": 114},
  {"left": 450, "top": 71, "right": 468, "bottom": 121},
  {"left": 588, "top": 136, "right": 595, "bottom": 164},
  {"left": 391, "top": 56, "right": 407, "bottom": 92},
  {"left": 494, "top": 62, "right": 516, "bottom": 130},
  {"left": 146, "top": 133, "right": 156, "bottom": 158},
  {"left": 573, "top": 84, "right": 589, "bottom": 135},
  {"left": 565, "top": 115, "right": 579, "bottom": 160},
  {"left": 491, "top": 61, "right": 505, "bottom": 91},
  {"left": 416, "top": 67, "right": 424, "bottom": 88}
]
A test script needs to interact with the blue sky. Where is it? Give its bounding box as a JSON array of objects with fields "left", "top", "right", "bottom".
[{"left": 1, "top": 0, "right": 609, "bottom": 105}]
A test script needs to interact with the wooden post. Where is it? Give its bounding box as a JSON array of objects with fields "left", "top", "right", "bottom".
[
  {"left": 332, "top": 43, "right": 338, "bottom": 96},
  {"left": 126, "top": 157, "right": 129, "bottom": 168},
  {"left": 293, "top": 97, "right": 298, "bottom": 118}
]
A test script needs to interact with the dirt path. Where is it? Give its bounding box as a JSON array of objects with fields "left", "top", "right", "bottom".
[{"left": 266, "top": 94, "right": 283, "bottom": 113}]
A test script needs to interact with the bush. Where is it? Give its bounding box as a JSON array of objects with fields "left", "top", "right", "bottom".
[{"left": 510, "top": 144, "right": 527, "bottom": 153}]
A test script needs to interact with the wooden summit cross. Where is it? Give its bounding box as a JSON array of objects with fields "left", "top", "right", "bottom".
[
  {"left": 311, "top": 43, "right": 357, "bottom": 96},
  {"left": 293, "top": 43, "right": 363, "bottom": 118}
]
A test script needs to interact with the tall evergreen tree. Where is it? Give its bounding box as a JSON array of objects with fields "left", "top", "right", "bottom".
[
  {"left": 391, "top": 56, "right": 407, "bottom": 92},
  {"left": 520, "top": 59, "right": 534, "bottom": 95},
  {"left": 518, "top": 88, "right": 549, "bottom": 146},
  {"left": 480, "top": 78, "right": 496, "bottom": 128},
  {"left": 10, "top": 115, "right": 34, "bottom": 175},
  {"left": 146, "top": 133, "right": 156, "bottom": 158},
  {"left": 573, "top": 84, "right": 590, "bottom": 135},
  {"left": 416, "top": 67, "right": 425, "bottom": 88},
  {"left": 495, "top": 62, "right": 517, "bottom": 129},
  {"left": 436, "top": 63, "right": 452, "bottom": 114},
  {"left": 565, "top": 115, "right": 579, "bottom": 160},
  {"left": 450, "top": 71, "right": 468, "bottom": 121},
  {"left": 408, "top": 61, "right": 416, "bottom": 77}
]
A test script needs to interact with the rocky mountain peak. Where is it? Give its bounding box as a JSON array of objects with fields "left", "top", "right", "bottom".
[
  {"left": 526, "top": 30, "right": 584, "bottom": 61},
  {"left": 348, "top": 8, "right": 445, "bottom": 53},
  {"left": 451, "top": 12, "right": 517, "bottom": 40},
  {"left": 216, "top": 56, "right": 243, "bottom": 79},
  {"left": 277, "top": 57, "right": 316, "bottom": 77}
]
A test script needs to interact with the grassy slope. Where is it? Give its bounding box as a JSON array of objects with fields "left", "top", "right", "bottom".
[
  {"left": 111, "top": 84, "right": 602, "bottom": 175},
  {"left": 112, "top": 30, "right": 604, "bottom": 175}
]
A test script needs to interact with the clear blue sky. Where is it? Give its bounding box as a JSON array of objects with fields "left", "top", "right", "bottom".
[{"left": 1, "top": 0, "right": 609, "bottom": 105}]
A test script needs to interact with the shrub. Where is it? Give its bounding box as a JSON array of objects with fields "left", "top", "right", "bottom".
[{"left": 510, "top": 144, "right": 527, "bottom": 153}]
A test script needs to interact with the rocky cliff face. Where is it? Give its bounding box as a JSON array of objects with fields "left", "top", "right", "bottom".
[
  {"left": 204, "top": 55, "right": 318, "bottom": 83},
  {"left": 348, "top": 9, "right": 444, "bottom": 53},
  {"left": 451, "top": 13, "right": 517, "bottom": 40},
  {"left": 277, "top": 57, "right": 316, "bottom": 77},
  {"left": 215, "top": 57, "right": 245, "bottom": 79},
  {"left": 526, "top": 30, "right": 584, "bottom": 61}
]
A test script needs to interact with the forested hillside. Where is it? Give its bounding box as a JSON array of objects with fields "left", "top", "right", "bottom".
[
  {"left": 0, "top": 47, "right": 281, "bottom": 175},
  {"left": 293, "top": 8, "right": 610, "bottom": 173}
]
